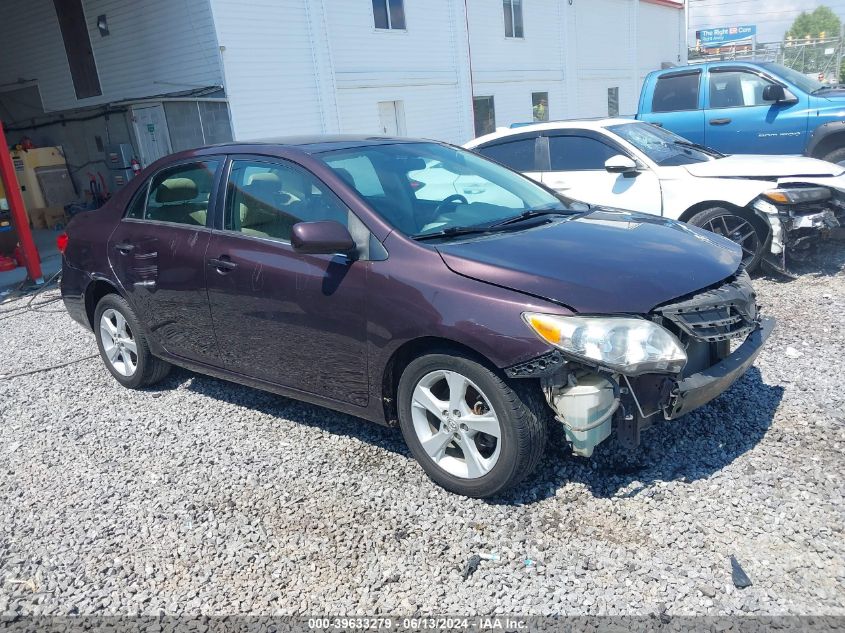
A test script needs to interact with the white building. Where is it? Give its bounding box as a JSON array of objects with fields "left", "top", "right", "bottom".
[{"left": 0, "top": 0, "right": 685, "bottom": 191}]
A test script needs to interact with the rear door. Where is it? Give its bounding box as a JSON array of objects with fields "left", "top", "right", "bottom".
[
  {"left": 108, "top": 158, "right": 222, "bottom": 363},
  {"left": 704, "top": 66, "right": 808, "bottom": 155},
  {"left": 472, "top": 133, "right": 544, "bottom": 184},
  {"left": 638, "top": 69, "right": 706, "bottom": 144},
  {"left": 204, "top": 156, "right": 370, "bottom": 406},
  {"left": 540, "top": 132, "right": 662, "bottom": 213}
]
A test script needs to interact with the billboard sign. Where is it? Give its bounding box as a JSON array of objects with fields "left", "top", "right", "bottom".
[{"left": 696, "top": 25, "right": 757, "bottom": 47}]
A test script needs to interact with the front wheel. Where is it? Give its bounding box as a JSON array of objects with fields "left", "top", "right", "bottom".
[
  {"left": 397, "top": 352, "right": 548, "bottom": 498},
  {"left": 688, "top": 207, "right": 765, "bottom": 272}
]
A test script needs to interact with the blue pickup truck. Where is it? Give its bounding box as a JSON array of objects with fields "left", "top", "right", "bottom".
[{"left": 637, "top": 61, "right": 845, "bottom": 164}]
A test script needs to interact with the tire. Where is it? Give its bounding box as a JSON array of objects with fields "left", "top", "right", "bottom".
[
  {"left": 820, "top": 146, "right": 845, "bottom": 166},
  {"left": 93, "top": 293, "right": 171, "bottom": 389},
  {"left": 397, "top": 351, "right": 548, "bottom": 498},
  {"left": 688, "top": 206, "right": 765, "bottom": 272}
]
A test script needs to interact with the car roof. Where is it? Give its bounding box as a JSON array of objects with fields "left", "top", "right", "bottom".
[
  {"left": 183, "top": 135, "right": 437, "bottom": 158},
  {"left": 465, "top": 118, "right": 638, "bottom": 147}
]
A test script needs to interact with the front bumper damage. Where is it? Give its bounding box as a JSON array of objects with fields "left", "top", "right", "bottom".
[
  {"left": 753, "top": 193, "right": 845, "bottom": 274},
  {"left": 506, "top": 272, "right": 775, "bottom": 456}
]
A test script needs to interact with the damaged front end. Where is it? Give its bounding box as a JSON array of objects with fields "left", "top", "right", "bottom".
[
  {"left": 507, "top": 271, "right": 775, "bottom": 457},
  {"left": 752, "top": 186, "right": 845, "bottom": 274}
]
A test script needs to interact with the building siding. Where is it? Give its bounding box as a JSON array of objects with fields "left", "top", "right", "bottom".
[
  {"left": 0, "top": 0, "right": 223, "bottom": 113},
  {"left": 2, "top": 0, "right": 686, "bottom": 150},
  {"left": 209, "top": 0, "right": 324, "bottom": 141}
]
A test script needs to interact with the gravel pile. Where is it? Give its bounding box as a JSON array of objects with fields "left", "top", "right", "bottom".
[{"left": 0, "top": 244, "right": 843, "bottom": 617}]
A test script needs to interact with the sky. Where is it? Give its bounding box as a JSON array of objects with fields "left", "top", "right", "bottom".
[{"left": 687, "top": 0, "right": 845, "bottom": 45}]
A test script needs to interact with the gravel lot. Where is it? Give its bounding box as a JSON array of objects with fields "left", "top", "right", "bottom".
[{"left": 1, "top": 244, "right": 843, "bottom": 617}]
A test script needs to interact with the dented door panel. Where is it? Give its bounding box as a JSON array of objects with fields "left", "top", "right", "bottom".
[{"left": 107, "top": 221, "right": 217, "bottom": 362}]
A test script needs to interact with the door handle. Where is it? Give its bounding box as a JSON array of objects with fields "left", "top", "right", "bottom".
[
  {"left": 208, "top": 256, "right": 238, "bottom": 272},
  {"left": 114, "top": 242, "right": 135, "bottom": 254},
  {"left": 709, "top": 118, "right": 732, "bottom": 126},
  {"left": 652, "top": 121, "right": 664, "bottom": 128}
]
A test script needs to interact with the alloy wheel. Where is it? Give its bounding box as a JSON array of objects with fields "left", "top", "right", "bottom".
[
  {"left": 702, "top": 213, "right": 760, "bottom": 266},
  {"left": 410, "top": 370, "right": 501, "bottom": 479},
  {"left": 100, "top": 308, "right": 138, "bottom": 377}
]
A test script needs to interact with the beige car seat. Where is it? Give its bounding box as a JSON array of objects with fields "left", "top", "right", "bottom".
[
  {"left": 238, "top": 172, "right": 301, "bottom": 239},
  {"left": 148, "top": 178, "right": 207, "bottom": 225}
]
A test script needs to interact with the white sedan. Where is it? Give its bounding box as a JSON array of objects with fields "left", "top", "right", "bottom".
[{"left": 464, "top": 119, "right": 845, "bottom": 272}]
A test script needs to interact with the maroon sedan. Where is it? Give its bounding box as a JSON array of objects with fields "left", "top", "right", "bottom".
[{"left": 61, "top": 137, "right": 773, "bottom": 497}]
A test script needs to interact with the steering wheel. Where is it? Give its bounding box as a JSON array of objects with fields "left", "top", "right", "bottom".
[{"left": 433, "top": 194, "right": 468, "bottom": 216}]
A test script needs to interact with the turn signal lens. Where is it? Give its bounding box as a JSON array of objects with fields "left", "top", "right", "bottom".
[
  {"left": 763, "top": 191, "right": 789, "bottom": 204},
  {"left": 763, "top": 187, "right": 831, "bottom": 205},
  {"left": 525, "top": 313, "right": 561, "bottom": 345}
]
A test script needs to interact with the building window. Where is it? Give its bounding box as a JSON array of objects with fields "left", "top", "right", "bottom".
[
  {"left": 473, "top": 96, "right": 496, "bottom": 137},
  {"left": 532, "top": 92, "right": 549, "bottom": 122},
  {"left": 373, "top": 0, "right": 406, "bottom": 30},
  {"left": 164, "top": 101, "right": 234, "bottom": 152},
  {"left": 608, "top": 87, "right": 619, "bottom": 117},
  {"left": 53, "top": 0, "right": 102, "bottom": 99},
  {"left": 503, "top": 0, "right": 524, "bottom": 38}
]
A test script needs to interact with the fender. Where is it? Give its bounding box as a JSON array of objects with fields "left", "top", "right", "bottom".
[{"left": 804, "top": 120, "right": 845, "bottom": 158}]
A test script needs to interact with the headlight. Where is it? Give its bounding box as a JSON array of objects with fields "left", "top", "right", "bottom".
[
  {"left": 523, "top": 313, "right": 687, "bottom": 375},
  {"left": 762, "top": 187, "right": 831, "bottom": 204}
]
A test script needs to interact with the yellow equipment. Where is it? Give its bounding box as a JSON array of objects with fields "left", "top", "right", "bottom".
[{"left": 10, "top": 146, "right": 70, "bottom": 215}]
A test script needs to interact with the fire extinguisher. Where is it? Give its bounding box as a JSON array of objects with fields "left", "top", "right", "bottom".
[{"left": 131, "top": 158, "right": 142, "bottom": 177}]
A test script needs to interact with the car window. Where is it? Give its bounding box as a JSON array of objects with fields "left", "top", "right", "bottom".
[
  {"left": 652, "top": 72, "right": 701, "bottom": 113},
  {"left": 224, "top": 159, "right": 350, "bottom": 242},
  {"left": 548, "top": 136, "right": 618, "bottom": 171},
  {"left": 138, "top": 161, "right": 219, "bottom": 226},
  {"left": 476, "top": 138, "right": 537, "bottom": 171},
  {"left": 609, "top": 122, "right": 714, "bottom": 166},
  {"left": 326, "top": 155, "right": 385, "bottom": 197},
  {"left": 320, "top": 142, "right": 565, "bottom": 237},
  {"left": 406, "top": 158, "right": 525, "bottom": 206},
  {"left": 709, "top": 70, "right": 773, "bottom": 108},
  {"left": 125, "top": 186, "right": 147, "bottom": 219}
]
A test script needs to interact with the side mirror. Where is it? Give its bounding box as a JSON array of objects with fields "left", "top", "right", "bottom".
[
  {"left": 762, "top": 84, "right": 786, "bottom": 102},
  {"left": 291, "top": 221, "right": 356, "bottom": 255},
  {"left": 605, "top": 155, "right": 639, "bottom": 175}
]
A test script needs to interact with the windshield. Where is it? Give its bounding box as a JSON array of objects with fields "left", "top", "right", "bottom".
[
  {"left": 319, "top": 142, "right": 569, "bottom": 237},
  {"left": 608, "top": 122, "right": 717, "bottom": 166},
  {"left": 759, "top": 62, "right": 823, "bottom": 93}
]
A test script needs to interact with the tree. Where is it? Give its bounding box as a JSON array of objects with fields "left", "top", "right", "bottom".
[{"left": 786, "top": 6, "right": 841, "bottom": 40}]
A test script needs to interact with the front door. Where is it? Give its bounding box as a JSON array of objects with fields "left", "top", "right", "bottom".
[
  {"left": 704, "top": 67, "right": 808, "bottom": 155},
  {"left": 132, "top": 104, "right": 173, "bottom": 167},
  {"left": 541, "top": 133, "right": 662, "bottom": 213},
  {"left": 108, "top": 158, "right": 222, "bottom": 363},
  {"left": 205, "top": 157, "right": 369, "bottom": 406}
]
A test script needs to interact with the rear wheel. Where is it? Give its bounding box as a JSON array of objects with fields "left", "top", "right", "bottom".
[
  {"left": 688, "top": 207, "right": 765, "bottom": 272},
  {"left": 94, "top": 294, "right": 171, "bottom": 389},
  {"left": 397, "top": 352, "right": 547, "bottom": 498}
]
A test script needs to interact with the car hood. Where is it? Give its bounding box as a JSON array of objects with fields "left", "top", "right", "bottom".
[
  {"left": 436, "top": 209, "right": 742, "bottom": 314},
  {"left": 684, "top": 154, "right": 845, "bottom": 179}
]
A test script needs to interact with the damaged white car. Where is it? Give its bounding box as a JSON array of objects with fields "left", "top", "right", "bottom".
[{"left": 465, "top": 119, "right": 845, "bottom": 272}]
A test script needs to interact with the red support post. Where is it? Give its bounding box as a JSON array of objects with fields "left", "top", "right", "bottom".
[{"left": 0, "top": 121, "right": 43, "bottom": 284}]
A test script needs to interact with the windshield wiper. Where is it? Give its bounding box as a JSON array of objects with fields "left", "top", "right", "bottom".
[
  {"left": 673, "top": 139, "right": 724, "bottom": 157},
  {"left": 492, "top": 207, "right": 580, "bottom": 227},
  {"left": 412, "top": 225, "right": 498, "bottom": 241},
  {"left": 813, "top": 85, "right": 835, "bottom": 93}
]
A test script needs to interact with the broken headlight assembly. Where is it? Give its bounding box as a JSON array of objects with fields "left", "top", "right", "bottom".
[
  {"left": 762, "top": 187, "right": 832, "bottom": 204},
  {"left": 522, "top": 313, "right": 687, "bottom": 375}
]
